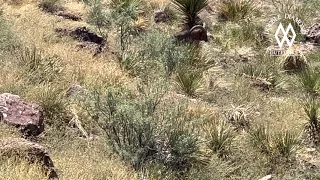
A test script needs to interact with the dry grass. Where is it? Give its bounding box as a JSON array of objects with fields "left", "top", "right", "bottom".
[{"left": 0, "top": 0, "right": 319, "bottom": 179}]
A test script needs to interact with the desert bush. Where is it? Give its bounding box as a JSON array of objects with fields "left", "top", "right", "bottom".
[
  {"left": 174, "top": 69, "right": 203, "bottom": 97},
  {"left": 121, "top": 31, "right": 203, "bottom": 78},
  {"left": 203, "top": 119, "right": 235, "bottom": 157},
  {"left": 18, "top": 47, "right": 63, "bottom": 85},
  {"left": 171, "top": 0, "right": 208, "bottom": 28},
  {"left": 218, "top": 0, "right": 257, "bottom": 22},
  {"left": 38, "top": 0, "right": 64, "bottom": 13},
  {"left": 162, "top": 111, "right": 205, "bottom": 173},
  {"left": 190, "top": 154, "right": 238, "bottom": 180},
  {"left": 82, "top": 85, "right": 205, "bottom": 173}
]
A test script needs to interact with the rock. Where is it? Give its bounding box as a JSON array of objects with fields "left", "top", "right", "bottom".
[
  {"left": 306, "top": 23, "right": 320, "bottom": 44},
  {"left": 0, "top": 93, "right": 44, "bottom": 136},
  {"left": 259, "top": 175, "right": 272, "bottom": 180},
  {"left": 282, "top": 55, "right": 308, "bottom": 74},
  {"left": 70, "top": 27, "right": 105, "bottom": 45},
  {"left": 0, "top": 138, "right": 58, "bottom": 179},
  {"left": 66, "top": 84, "right": 85, "bottom": 98},
  {"left": 55, "top": 27, "right": 106, "bottom": 56},
  {"left": 55, "top": 27, "right": 105, "bottom": 45},
  {"left": 154, "top": 10, "right": 169, "bottom": 23},
  {"left": 236, "top": 55, "right": 249, "bottom": 63}
]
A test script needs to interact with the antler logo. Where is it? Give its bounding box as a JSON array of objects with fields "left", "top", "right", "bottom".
[{"left": 275, "top": 23, "right": 296, "bottom": 48}]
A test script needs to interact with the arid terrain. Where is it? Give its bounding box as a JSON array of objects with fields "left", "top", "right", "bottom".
[{"left": 0, "top": 0, "right": 320, "bottom": 179}]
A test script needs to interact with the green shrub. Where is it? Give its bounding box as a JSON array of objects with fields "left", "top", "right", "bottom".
[
  {"left": 238, "top": 55, "right": 281, "bottom": 88},
  {"left": 171, "top": 0, "right": 208, "bottom": 28},
  {"left": 218, "top": 0, "right": 257, "bottom": 22},
  {"left": 120, "top": 31, "right": 203, "bottom": 78},
  {"left": 82, "top": 85, "right": 205, "bottom": 172},
  {"left": 230, "top": 22, "right": 268, "bottom": 47}
]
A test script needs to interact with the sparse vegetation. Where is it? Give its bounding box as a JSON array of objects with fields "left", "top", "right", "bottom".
[
  {"left": 218, "top": 0, "right": 257, "bottom": 22},
  {"left": 1, "top": 0, "right": 320, "bottom": 179}
]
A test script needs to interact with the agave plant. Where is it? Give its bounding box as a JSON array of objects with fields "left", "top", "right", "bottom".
[
  {"left": 171, "top": 0, "right": 208, "bottom": 29},
  {"left": 174, "top": 69, "right": 203, "bottom": 97}
]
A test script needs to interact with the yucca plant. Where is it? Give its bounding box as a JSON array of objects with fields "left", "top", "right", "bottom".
[
  {"left": 171, "top": 0, "right": 208, "bottom": 28},
  {"left": 298, "top": 69, "right": 320, "bottom": 96},
  {"left": 273, "top": 130, "right": 302, "bottom": 159},
  {"left": 303, "top": 97, "right": 320, "bottom": 144},
  {"left": 175, "top": 69, "right": 202, "bottom": 97},
  {"left": 218, "top": 0, "right": 257, "bottom": 22},
  {"left": 203, "top": 119, "right": 235, "bottom": 157},
  {"left": 249, "top": 124, "right": 272, "bottom": 155}
]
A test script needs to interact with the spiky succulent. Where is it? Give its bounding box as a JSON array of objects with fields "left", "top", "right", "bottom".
[{"left": 171, "top": 0, "right": 208, "bottom": 29}]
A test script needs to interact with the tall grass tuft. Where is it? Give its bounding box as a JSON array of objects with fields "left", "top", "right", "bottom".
[
  {"left": 203, "top": 119, "right": 234, "bottom": 157},
  {"left": 303, "top": 98, "right": 320, "bottom": 144},
  {"left": 273, "top": 130, "right": 302, "bottom": 159},
  {"left": 298, "top": 69, "right": 320, "bottom": 96},
  {"left": 18, "top": 47, "right": 63, "bottom": 85},
  {"left": 218, "top": 0, "right": 257, "bottom": 22}
]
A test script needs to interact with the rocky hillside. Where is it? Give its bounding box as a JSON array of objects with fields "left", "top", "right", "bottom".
[{"left": 0, "top": 0, "right": 320, "bottom": 179}]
